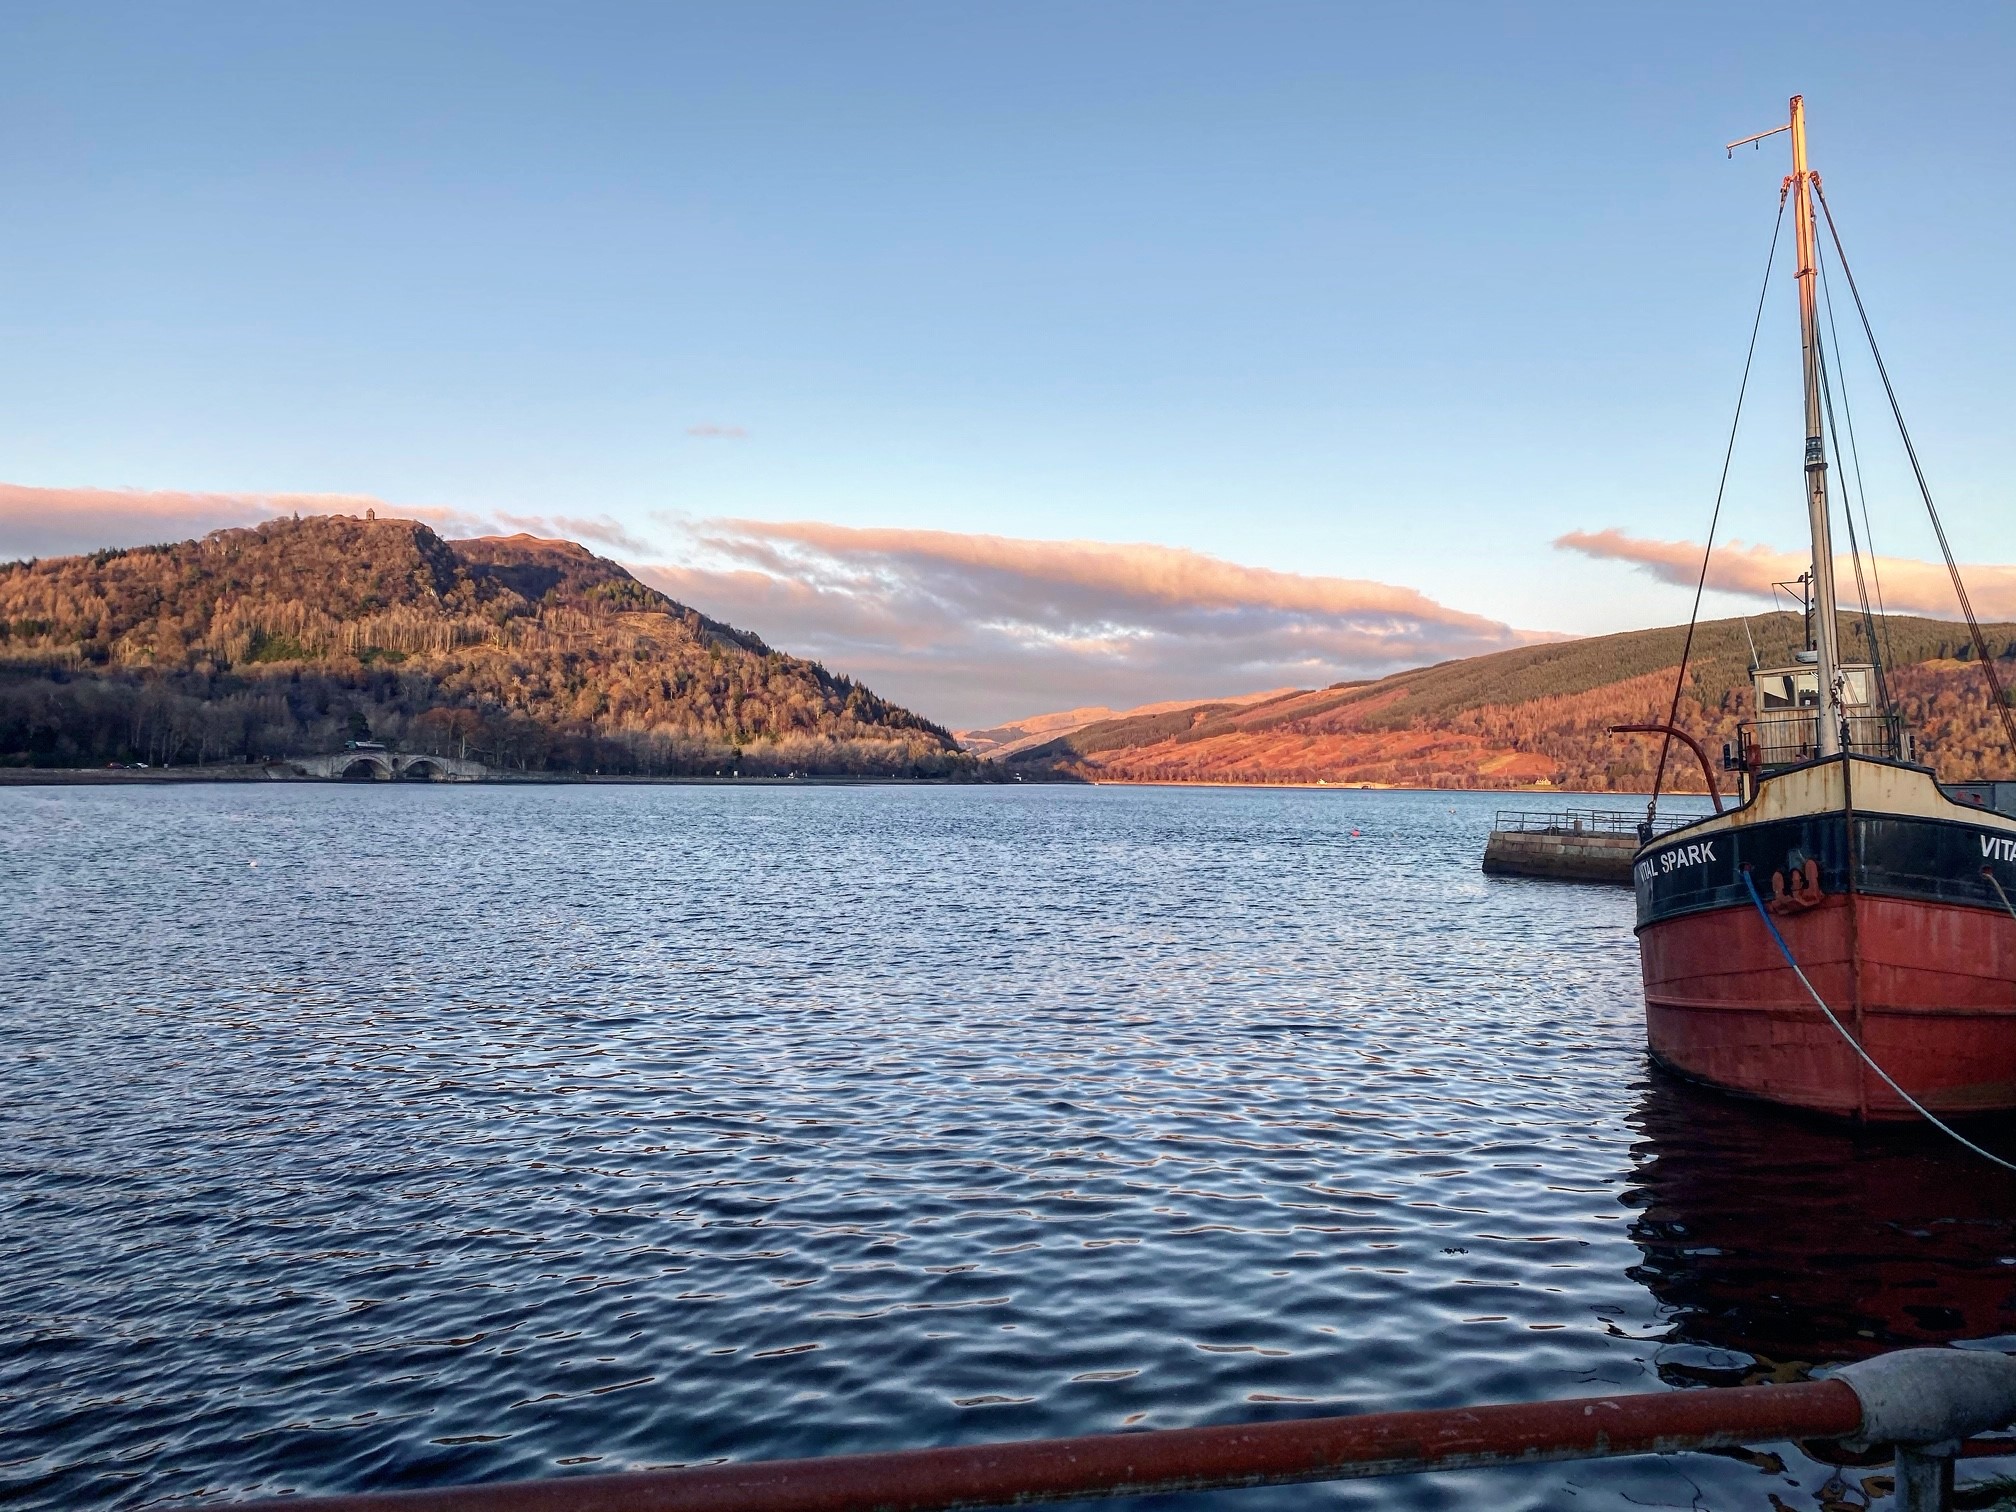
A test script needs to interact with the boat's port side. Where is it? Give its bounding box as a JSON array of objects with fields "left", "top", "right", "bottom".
[
  {"left": 1642, "top": 892, "right": 2016, "bottom": 1119},
  {"left": 1632, "top": 757, "right": 2016, "bottom": 928},
  {"left": 1636, "top": 806, "right": 2016, "bottom": 923},
  {"left": 1632, "top": 755, "right": 2016, "bottom": 1119}
]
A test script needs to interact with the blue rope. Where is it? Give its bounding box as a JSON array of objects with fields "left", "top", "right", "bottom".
[
  {"left": 1738, "top": 866, "right": 1802, "bottom": 962},
  {"left": 1738, "top": 867, "right": 2016, "bottom": 1170}
]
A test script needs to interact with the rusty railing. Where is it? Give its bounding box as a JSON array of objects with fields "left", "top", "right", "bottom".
[{"left": 241, "top": 1348, "right": 2016, "bottom": 1512}]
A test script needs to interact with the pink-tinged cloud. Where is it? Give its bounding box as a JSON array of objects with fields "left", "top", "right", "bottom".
[
  {"left": 0, "top": 483, "right": 659, "bottom": 561},
  {"left": 637, "top": 519, "right": 1545, "bottom": 729},
  {"left": 491, "top": 511, "right": 656, "bottom": 556},
  {"left": 0, "top": 483, "right": 410, "bottom": 559},
  {"left": 1556, "top": 528, "right": 2016, "bottom": 620},
  {"left": 700, "top": 520, "right": 1515, "bottom": 634},
  {"left": 0, "top": 485, "right": 1552, "bottom": 729},
  {"left": 686, "top": 423, "right": 749, "bottom": 439}
]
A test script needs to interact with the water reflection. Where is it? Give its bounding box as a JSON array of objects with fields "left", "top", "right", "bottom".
[
  {"left": 10, "top": 782, "right": 2005, "bottom": 1510},
  {"left": 1625, "top": 1068, "right": 2016, "bottom": 1385}
]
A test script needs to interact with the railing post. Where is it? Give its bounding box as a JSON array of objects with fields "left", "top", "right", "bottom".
[
  {"left": 1893, "top": 1442, "right": 1955, "bottom": 1511},
  {"left": 1835, "top": 1351, "right": 2016, "bottom": 1512}
]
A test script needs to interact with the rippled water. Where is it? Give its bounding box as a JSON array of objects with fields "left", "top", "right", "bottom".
[{"left": 5, "top": 783, "right": 2016, "bottom": 1510}]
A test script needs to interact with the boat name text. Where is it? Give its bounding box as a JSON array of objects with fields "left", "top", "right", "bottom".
[
  {"left": 1984, "top": 834, "right": 2016, "bottom": 864},
  {"left": 1634, "top": 840, "right": 1717, "bottom": 886}
]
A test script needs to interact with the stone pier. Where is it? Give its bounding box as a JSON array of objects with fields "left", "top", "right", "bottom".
[{"left": 1481, "top": 808, "right": 1648, "bottom": 885}]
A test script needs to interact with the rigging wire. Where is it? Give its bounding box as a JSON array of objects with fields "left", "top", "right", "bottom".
[
  {"left": 1813, "top": 338, "right": 1875, "bottom": 656},
  {"left": 1647, "top": 192, "right": 1787, "bottom": 826},
  {"left": 1810, "top": 240, "right": 1894, "bottom": 723},
  {"left": 1814, "top": 180, "right": 2016, "bottom": 762},
  {"left": 1817, "top": 240, "right": 1898, "bottom": 676}
]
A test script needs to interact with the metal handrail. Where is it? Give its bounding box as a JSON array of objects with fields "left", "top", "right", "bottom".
[
  {"left": 236, "top": 1349, "right": 2016, "bottom": 1512},
  {"left": 1491, "top": 808, "right": 1693, "bottom": 837},
  {"left": 1729, "top": 712, "right": 1909, "bottom": 770}
]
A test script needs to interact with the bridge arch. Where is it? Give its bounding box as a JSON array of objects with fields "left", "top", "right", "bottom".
[{"left": 296, "top": 749, "right": 485, "bottom": 781}]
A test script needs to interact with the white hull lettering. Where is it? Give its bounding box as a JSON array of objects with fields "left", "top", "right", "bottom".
[
  {"left": 1656, "top": 840, "right": 1718, "bottom": 875},
  {"left": 1984, "top": 834, "right": 2016, "bottom": 864}
]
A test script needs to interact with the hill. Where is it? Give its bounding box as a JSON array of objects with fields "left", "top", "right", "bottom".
[
  {"left": 1000, "top": 612, "right": 2016, "bottom": 790},
  {"left": 956, "top": 688, "right": 1296, "bottom": 760},
  {"left": 0, "top": 514, "right": 965, "bottom": 776}
]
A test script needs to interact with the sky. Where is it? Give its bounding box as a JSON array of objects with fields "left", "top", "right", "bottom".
[{"left": 3, "top": 3, "right": 2013, "bottom": 728}]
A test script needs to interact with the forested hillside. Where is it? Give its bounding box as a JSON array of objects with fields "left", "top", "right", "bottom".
[
  {"left": 0, "top": 515, "right": 965, "bottom": 775},
  {"left": 1002, "top": 612, "right": 2016, "bottom": 790}
]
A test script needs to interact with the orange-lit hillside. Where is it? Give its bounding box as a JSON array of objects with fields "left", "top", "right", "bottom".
[{"left": 1001, "top": 614, "right": 2016, "bottom": 791}]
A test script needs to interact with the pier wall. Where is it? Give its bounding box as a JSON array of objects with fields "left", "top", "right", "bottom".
[{"left": 1481, "top": 828, "right": 1637, "bottom": 884}]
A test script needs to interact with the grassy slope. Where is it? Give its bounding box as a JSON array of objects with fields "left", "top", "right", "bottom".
[{"left": 1005, "top": 612, "right": 2016, "bottom": 790}]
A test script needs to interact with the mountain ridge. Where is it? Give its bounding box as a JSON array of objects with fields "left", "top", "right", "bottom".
[
  {"left": 998, "top": 613, "right": 2016, "bottom": 790},
  {"left": 0, "top": 514, "right": 967, "bottom": 775},
  {"left": 956, "top": 688, "right": 1298, "bottom": 760}
]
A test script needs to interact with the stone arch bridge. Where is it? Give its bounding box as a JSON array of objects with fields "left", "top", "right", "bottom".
[{"left": 293, "top": 750, "right": 489, "bottom": 782}]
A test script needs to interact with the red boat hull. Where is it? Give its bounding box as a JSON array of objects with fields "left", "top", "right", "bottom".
[{"left": 1640, "top": 893, "right": 2016, "bottom": 1120}]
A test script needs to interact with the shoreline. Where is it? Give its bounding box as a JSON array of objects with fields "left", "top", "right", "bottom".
[
  {"left": 0, "top": 763, "right": 1713, "bottom": 798},
  {"left": 0, "top": 765, "right": 991, "bottom": 788},
  {"left": 1081, "top": 777, "right": 1714, "bottom": 797}
]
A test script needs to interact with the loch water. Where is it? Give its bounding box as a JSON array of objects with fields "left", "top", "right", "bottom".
[{"left": 6, "top": 783, "right": 2016, "bottom": 1510}]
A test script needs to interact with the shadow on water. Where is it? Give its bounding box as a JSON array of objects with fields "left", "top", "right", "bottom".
[{"left": 1624, "top": 1067, "right": 2016, "bottom": 1387}]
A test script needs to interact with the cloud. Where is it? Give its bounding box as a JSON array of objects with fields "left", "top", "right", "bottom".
[
  {"left": 490, "top": 511, "right": 658, "bottom": 555},
  {"left": 686, "top": 423, "right": 748, "bottom": 439},
  {"left": 0, "top": 483, "right": 661, "bottom": 561},
  {"left": 636, "top": 519, "right": 1542, "bottom": 729},
  {"left": 0, "top": 483, "right": 411, "bottom": 559},
  {"left": 0, "top": 483, "right": 1548, "bottom": 730},
  {"left": 1556, "top": 527, "right": 2016, "bottom": 620}
]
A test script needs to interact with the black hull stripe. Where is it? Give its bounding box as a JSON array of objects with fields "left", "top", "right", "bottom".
[{"left": 1635, "top": 809, "right": 2016, "bottom": 928}]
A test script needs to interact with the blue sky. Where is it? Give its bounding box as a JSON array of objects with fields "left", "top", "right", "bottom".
[{"left": 3, "top": 3, "right": 2012, "bottom": 725}]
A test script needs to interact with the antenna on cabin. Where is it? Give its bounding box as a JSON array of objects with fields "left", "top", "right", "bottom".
[
  {"left": 1741, "top": 617, "right": 1760, "bottom": 672},
  {"left": 1772, "top": 570, "right": 1817, "bottom": 661}
]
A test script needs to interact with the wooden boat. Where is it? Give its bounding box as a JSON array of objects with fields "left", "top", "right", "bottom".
[{"left": 1632, "top": 97, "right": 2016, "bottom": 1120}]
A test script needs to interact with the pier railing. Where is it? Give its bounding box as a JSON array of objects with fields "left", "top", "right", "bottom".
[
  {"left": 1490, "top": 807, "right": 1693, "bottom": 838},
  {"left": 241, "top": 1349, "right": 2016, "bottom": 1512}
]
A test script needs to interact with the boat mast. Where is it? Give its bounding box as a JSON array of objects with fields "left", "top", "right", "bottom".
[{"left": 1789, "top": 95, "right": 1845, "bottom": 756}]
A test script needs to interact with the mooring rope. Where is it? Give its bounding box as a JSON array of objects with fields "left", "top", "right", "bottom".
[{"left": 1738, "top": 867, "right": 2016, "bottom": 1172}]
